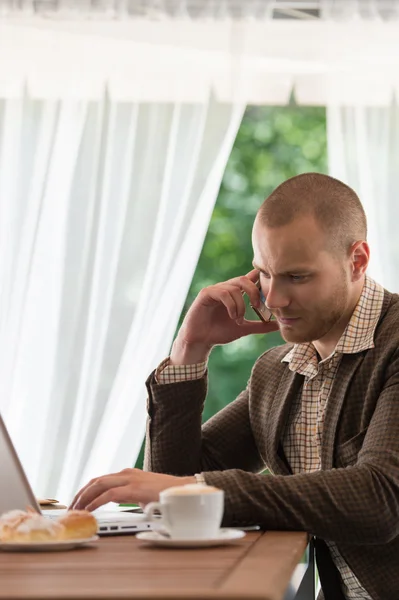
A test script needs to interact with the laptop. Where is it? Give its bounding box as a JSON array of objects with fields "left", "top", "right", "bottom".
[{"left": 0, "top": 413, "right": 154, "bottom": 535}]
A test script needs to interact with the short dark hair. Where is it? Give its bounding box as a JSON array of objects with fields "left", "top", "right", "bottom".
[{"left": 257, "top": 173, "right": 367, "bottom": 254}]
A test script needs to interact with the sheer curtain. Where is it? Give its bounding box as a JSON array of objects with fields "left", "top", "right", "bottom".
[
  {"left": 327, "top": 102, "right": 399, "bottom": 292},
  {"left": 324, "top": 0, "right": 399, "bottom": 292},
  {"left": 0, "top": 93, "right": 244, "bottom": 501}
]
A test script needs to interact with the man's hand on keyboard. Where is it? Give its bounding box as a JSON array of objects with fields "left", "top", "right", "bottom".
[{"left": 69, "top": 468, "right": 196, "bottom": 511}]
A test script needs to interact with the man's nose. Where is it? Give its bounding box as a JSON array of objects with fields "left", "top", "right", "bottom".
[{"left": 265, "top": 281, "right": 290, "bottom": 309}]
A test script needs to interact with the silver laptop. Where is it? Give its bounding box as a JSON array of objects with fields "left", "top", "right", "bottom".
[{"left": 0, "top": 413, "right": 154, "bottom": 535}]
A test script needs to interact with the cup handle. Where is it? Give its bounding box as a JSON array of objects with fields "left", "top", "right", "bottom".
[{"left": 144, "top": 501, "right": 163, "bottom": 523}]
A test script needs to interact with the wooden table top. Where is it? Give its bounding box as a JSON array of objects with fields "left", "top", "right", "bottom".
[{"left": 0, "top": 531, "right": 308, "bottom": 600}]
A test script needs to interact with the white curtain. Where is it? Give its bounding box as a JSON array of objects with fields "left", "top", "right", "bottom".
[
  {"left": 325, "top": 0, "right": 399, "bottom": 292},
  {"left": 0, "top": 93, "right": 244, "bottom": 501},
  {"left": 327, "top": 102, "right": 399, "bottom": 293}
]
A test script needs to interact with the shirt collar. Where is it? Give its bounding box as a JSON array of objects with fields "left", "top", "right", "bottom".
[{"left": 282, "top": 276, "right": 384, "bottom": 375}]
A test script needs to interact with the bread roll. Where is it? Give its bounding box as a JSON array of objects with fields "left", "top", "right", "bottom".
[
  {"left": 0, "top": 508, "right": 97, "bottom": 542},
  {"left": 0, "top": 509, "right": 31, "bottom": 541},
  {"left": 57, "top": 510, "right": 98, "bottom": 540},
  {"left": 0, "top": 512, "right": 64, "bottom": 542}
]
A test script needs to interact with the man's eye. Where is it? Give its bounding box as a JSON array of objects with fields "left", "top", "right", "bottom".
[{"left": 290, "top": 275, "right": 305, "bottom": 282}]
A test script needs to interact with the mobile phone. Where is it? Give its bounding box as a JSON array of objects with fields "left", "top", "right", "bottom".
[{"left": 250, "top": 279, "right": 273, "bottom": 323}]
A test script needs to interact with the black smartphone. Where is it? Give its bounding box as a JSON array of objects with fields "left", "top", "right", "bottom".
[{"left": 250, "top": 279, "right": 273, "bottom": 323}]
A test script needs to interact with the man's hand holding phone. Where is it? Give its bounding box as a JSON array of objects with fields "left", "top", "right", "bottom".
[
  {"left": 250, "top": 279, "right": 274, "bottom": 324},
  {"left": 170, "top": 269, "right": 279, "bottom": 366}
]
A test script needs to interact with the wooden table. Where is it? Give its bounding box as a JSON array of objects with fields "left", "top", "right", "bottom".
[{"left": 0, "top": 531, "right": 314, "bottom": 600}]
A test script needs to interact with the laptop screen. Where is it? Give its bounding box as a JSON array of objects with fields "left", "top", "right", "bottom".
[{"left": 0, "top": 414, "right": 41, "bottom": 515}]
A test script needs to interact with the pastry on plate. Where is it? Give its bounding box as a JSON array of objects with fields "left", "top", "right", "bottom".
[
  {"left": 0, "top": 509, "right": 32, "bottom": 540},
  {"left": 58, "top": 510, "right": 98, "bottom": 540},
  {"left": 0, "top": 511, "right": 64, "bottom": 542},
  {"left": 0, "top": 508, "right": 97, "bottom": 542}
]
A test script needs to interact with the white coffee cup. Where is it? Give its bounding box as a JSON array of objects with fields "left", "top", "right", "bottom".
[{"left": 144, "top": 484, "right": 224, "bottom": 540}]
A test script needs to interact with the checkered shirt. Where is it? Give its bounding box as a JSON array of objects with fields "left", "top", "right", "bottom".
[
  {"left": 156, "top": 276, "right": 384, "bottom": 600},
  {"left": 282, "top": 275, "right": 384, "bottom": 599},
  {"left": 156, "top": 357, "right": 207, "bottom": 383}
]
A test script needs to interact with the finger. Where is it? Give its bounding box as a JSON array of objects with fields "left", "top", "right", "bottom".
[
  {"left": 238, "top": 319, "right": 280, "bottom": 336},
  {"left": 69, "top": 468, "right": 135, "bottom": 509},
  {"left": 71, "top": 475, "right": 129, "bottom": 510},
  {"left": 227, "top": 275, "right": 261, "bottom": 309},
  {"left": 220, "top": 278, "right": 261, "bottom": 316},
  {"left": 85, "top": 485, "right": 136, "bottom": 512},
  {"left": 213, "top": 286, "right": 243, "bottom": 320},
  {"left": 244, "top": 268, "right": 260, "bottom": 282},
  {"left": 241, "top": 277, "right": 262, "bottom": 309},
  {"left": 225, "top": 284, "right": 250, "bottom": 320},
  {"left": 69, "top": 479, "right": 97, "bottom": 510}
]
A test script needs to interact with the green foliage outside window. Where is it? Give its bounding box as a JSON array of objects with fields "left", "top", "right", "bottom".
[{"left": 135, "top": 105, "right": 327, "bottom": 467}]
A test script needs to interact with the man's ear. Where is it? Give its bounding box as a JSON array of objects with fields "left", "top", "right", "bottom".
[{"left": 350, "top": 240, "right": 370, "bottom": 281}]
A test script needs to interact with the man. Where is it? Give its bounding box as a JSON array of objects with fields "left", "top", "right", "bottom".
[{"left": 72, "top": 173, "right": 399, "bottom": 600}]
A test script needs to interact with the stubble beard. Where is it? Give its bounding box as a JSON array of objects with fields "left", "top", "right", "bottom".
[{"left": 279, "top": 279, "right": 350, "bottom": 345}]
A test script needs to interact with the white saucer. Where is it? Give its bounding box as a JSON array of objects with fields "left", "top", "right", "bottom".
[
  {"left": 0, "top": 535, "right": 99, "bottom": 552},
  {"left": 136, "top": 528, "right": 245, "bottom": 548}
]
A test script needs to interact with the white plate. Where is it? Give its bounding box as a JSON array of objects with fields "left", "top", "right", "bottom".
[
  {"left": 136, "top": 528, "right": 245, "bottom": 548},
  {"left": 0, "top": 535, "right": 99, "bottom": 552}
]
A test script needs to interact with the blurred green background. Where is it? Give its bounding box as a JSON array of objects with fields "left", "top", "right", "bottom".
[{"left": 135, "top": 104, "right": 327, "bottom": 468}]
